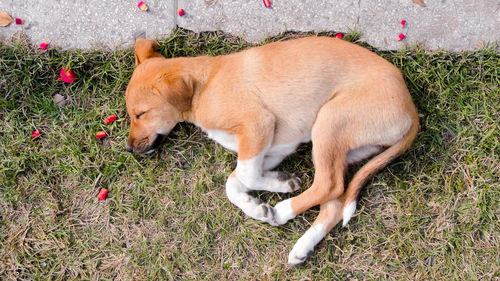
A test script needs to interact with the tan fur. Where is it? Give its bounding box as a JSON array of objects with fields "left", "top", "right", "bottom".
[{"left": 126, "top": 37, "right": 419, "bottom": 262}]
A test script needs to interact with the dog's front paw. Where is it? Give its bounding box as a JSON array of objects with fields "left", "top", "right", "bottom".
[
  {"left": 288, "top": 235, "right": 315, "bottom": 266},
  {"left": 287, "top": 224, "right": 326, "bottom": 266},
  {"left": 277, "top": 172, "right": 302, "bottom": 192},
  {"left": 274, "top": 199, "right": 295, "bottom": 225},
  {"left": 256, "top": 203, "right": 279, "bottom": 226},
  {"left": 288, "top": 248, "right": 312, "bottom": 266}
]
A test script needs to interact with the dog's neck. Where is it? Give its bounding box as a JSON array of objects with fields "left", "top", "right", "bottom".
[{"left": 177, "top": 55, "right": 221, "bottom": 123}]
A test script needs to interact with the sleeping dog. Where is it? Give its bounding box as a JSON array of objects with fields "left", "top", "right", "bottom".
[{"left": 125, "top": 37, "right": 419, "bottom": 265}]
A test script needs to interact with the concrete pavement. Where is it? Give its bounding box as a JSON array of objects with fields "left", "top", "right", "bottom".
[{"left": 0, "top": 0, "right": 498, "bottom": 51}]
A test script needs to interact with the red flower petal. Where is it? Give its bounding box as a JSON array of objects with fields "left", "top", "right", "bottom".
[
  {"left": 96, "top": 131, "right": 107, "bottom": 139},
  {"left": 398, "top": 33, "right": 406, "bottom": 41},
  {"left": 178, "top": 9, "right": 185, "bottom": 16},
  {"left": 263, "top": 0, "right": 271, "bottom": 7},
  {"left": 336, "top": 33, "right": 344, "bottom": 39},
  {"left": 58, "top": 68, "right": 77, "bottom": 83},
  {"left": 97, "top": 188, "right": 109, "bottom": 200},
  {"left": 32, "top": 130, "right": 40, "bottom": 139},
  {"left": 15, "top": 18, "right": 23, "bottom": 25},
  {"left": 40, "top": 42, "right": 48, "bottom": 50},
  {"left": 400, "top": 20, "right": 406, "bottom": 27},
  {"left": 104, "top": 114, "right": 117, "bottom": 124},
  {"left": 138, "top": 1, "right": 148, "bottom": 11}
]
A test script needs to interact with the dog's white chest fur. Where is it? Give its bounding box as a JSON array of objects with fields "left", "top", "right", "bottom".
[
  {"left": 200, "top": 127, "right": 307, "bottom": 157},
  {"left": 203, "top": 129, "right": 239, "bottom": 152}
]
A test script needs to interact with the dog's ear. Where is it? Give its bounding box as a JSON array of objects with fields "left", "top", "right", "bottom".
[
  {"left": 134, "top": 39, "right": 163, "bottom": 66},
  {"left": 156, "top": 73, "right": 194, "bottom": 112}
]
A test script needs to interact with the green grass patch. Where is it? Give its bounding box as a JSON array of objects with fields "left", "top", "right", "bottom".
[{"left": 0, "top": 29, "right": 498, "bottom": 280}]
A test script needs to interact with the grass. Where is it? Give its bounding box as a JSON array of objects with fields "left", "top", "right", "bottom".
[{"left": 0, "top": 29, "right": 498, "bottom": 280}]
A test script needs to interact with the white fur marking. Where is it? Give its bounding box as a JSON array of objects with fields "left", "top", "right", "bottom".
[
  {"left": 236, "top": 151, "right": 294, "bottom": 192},
  {"left": 263, "top": 139, "right": 305, "bottom": 170},
  {"left": 263, "top": 154, "right": 288, "bottom": 171},
  {"left": 225, "top": 177, "right": 249, "bottom": 205},
  {"left": 267, "top": 141, "right": 300, "bottom": 155},
  {"left": 274, "top": 198, "right": 295, "bottom": 225},
  {"left": 236, "top": 154, "right": 265, "bottom": 188},
  {"left": 156, "top": 128, "right": 168, "bottom": 135},
  {"left": 225, "top": 176, "right": 278, "bottom": 226},
  {"left": 288, "top": 224, "right": 326, "bottom": 265},
  {"left": 342, "top": 201, "right": 357, "bottom": 227},
  {"left": 203, "top": 129, "right": 239, "bottom": 152}
]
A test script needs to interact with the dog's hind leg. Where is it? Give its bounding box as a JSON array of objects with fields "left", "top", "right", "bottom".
[
  {"left": 287, "top": 198, "right": 344, "bottom": 265},
  {"left": 225, "top": 171, "right": 279, "bottom": 225},
  {"left": 273, "top": 98, "right": 350, "bottom": 225}
]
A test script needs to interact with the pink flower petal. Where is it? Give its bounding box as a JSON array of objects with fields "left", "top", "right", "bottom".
[
  {"left": 104, "top": 114, "right": 117, "bottom": 124},
  {"left": 97, "top": 188, "right": 109, "bottom": 200},
  {"left": 400, "top": 20, "right": 406, "bottom": 27},
  {"left": 96, "top": 131, "right": 107, "bottom": 139},
  {"left": 39, "top": 42, "right": 48, "bottom": 50},
  {"left": 398, "top": 33, "right": 406, "bottom": 41},
  {"left": 138, "top": 1, "right": 148, "bottom": 11},
  {"left": 336, "top": 33, "right": 344, "bottom": 39},
  {"left": 58, "top": 68, "right": 78, "bottom": 83},
  {"left": 15, "top": 18, "right": 23, "bottom": 25},
  {"left": 178, "top": 9, "right": 185, "bottom": 16}
]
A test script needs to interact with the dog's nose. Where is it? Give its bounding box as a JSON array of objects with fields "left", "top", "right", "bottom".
[{"left": 126, "top": 145, "right": 133, "bottom": 153}]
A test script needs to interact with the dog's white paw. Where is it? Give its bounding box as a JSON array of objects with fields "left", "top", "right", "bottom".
[
  {"left": 255, "top": 203, "right": 278, "bottom": 226},
  {"left": 276, "top": 172, "right": 302, "bottom": 192},
  {"left": 287, "top": 224, "right": 326, "bottom": 266},
  {"left": 288, "top": 239, "right": 314, "bottom": 266},
  {"left": 274, "top": 198, "right": 295, "bottom": 225}
]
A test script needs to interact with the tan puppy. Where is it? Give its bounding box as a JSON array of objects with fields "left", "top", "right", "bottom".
[{"left": 125, "top": 37, "right": 419, "bottom": 265}]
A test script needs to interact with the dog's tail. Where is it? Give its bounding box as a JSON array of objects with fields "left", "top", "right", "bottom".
[{"left": 341, "top": 118, "right": 419, "bottom": 226}]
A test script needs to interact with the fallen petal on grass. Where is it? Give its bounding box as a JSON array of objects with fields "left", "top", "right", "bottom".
[
  {"left": 97, "top": 188, "right": 109, "bottom": 200},
  {"left": 31, "top": 130, "right": 40, "bottom": 139},
  {"left": 104, "top": 114, "right": 117, "bottom": 124},
  {"left": 96, "top": 131, "right": 107, "bottom": 139},
  {"left": 39, "top": 42, "right": 48, "bottom": 50},
  {"left": 58, "top": 68, "right": 78, "bottom": 83}
]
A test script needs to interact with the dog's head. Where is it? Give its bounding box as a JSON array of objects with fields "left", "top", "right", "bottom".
[{"left": 125, "top": 39, "right": 194, "bottom": 154}]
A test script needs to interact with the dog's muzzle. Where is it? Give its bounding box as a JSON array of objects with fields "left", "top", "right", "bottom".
[{"left": 126, "top": 134, "right": 166, "bottom": 154}]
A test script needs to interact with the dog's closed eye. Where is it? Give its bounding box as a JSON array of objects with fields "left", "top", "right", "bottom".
[{"left": 136, "top": 112, "right": 146, "bottom": 119}]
